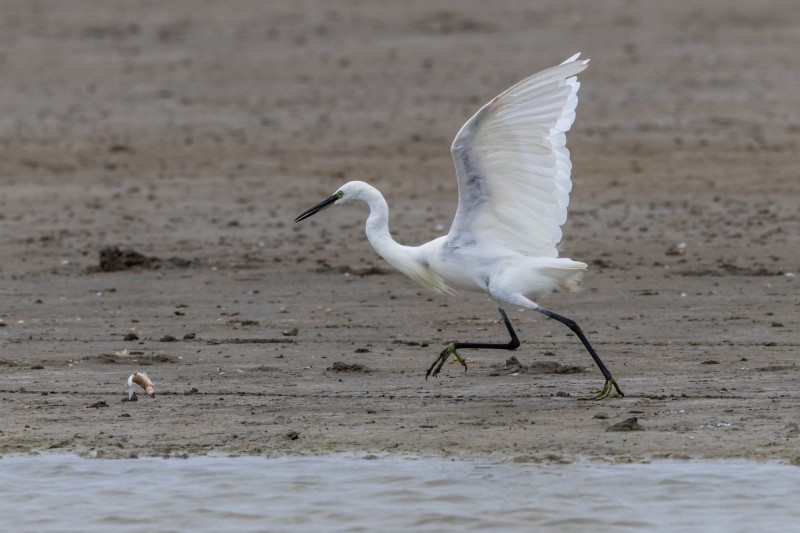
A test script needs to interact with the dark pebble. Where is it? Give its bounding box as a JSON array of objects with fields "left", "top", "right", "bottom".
[{"left": 607, "top": 417, "right": 644, "bottom": 432}]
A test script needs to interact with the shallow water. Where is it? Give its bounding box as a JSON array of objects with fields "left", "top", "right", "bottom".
[{"left": 1, "top": 455, "right": 798, "bottom": 533}]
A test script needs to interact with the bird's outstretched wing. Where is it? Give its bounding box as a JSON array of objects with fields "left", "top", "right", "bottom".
[{"left": 446, "top": 54, "right": 588, "bottom": 258}]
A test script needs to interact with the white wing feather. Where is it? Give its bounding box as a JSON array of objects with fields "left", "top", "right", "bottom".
[{"left": 446, "top": 54, "right": 588, "bottom": 258}]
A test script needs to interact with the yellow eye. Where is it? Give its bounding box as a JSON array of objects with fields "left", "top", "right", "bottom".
[{"left": 336, "top": 191, "right": 344, "bottom": 199}]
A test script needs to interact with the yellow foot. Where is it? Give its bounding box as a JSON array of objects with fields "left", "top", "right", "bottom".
[
  {"left": 425, "top": 343, "right": 468, "bottom": 379},
  {"left": 581, "top": 377, "right": 624, "bottom": 401},
  {"left": 448, "top": 345, "right": 468, "bottom": 372}
]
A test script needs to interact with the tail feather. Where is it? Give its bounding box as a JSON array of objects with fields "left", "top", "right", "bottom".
[{"left": 543, "top": 261, "right": 586, "bottom": 292}]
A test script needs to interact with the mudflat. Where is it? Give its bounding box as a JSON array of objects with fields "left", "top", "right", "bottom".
[{"left": 1, "top": 1, "right": 798, "bottom": 462}]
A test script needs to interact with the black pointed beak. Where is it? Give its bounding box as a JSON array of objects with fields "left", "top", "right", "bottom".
[{"left": 294, "top": 195, "right": 338, "bottom": 223}]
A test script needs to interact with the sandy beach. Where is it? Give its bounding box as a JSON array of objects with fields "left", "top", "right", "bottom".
[{"left": 1, "top": 0, "right": 798, "bottom": 462}]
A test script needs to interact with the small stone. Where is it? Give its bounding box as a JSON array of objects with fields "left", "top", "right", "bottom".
[
  {"left": 184, "top": 387, "right": 199, "bottom": 395},
  {"left": 607, "top": 417, "right": 644, "bottom": 432},
  {"left": 183, "top": 333, "right": 196, "bottom": 340},
  {"left": 160, "top": 335, "right": 178, "bottom": 342},
  {"left": 701, "top": 360, "right": 720, "bottom": 365},
  {"left": 88, "top": 401, "right": 109, "bottom": 408},
  {"left": 124, "top": 332, "right": 139, "bottom": 341},
  {"left": 328, "top": 362, "right": 370, "bottom": 373},
  {"left": 282, "top": 327, "right": 299, "bottom": 336},
  {"left": 771, "top": 322, "right": 784, "bottom": 328},
  {"left": 593, "top": 412, "right": 609, "bottom": 419},
  {"left": 665, "top": 242, "right": 687, "bottom": 256},
  {"left": 31, "top": 365, "right": 44, "bottom": 370},
  {"left": 286, "top": 430, "right": 299, "bottom": 440}
]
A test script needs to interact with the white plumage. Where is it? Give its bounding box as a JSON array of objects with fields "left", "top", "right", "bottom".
[
  {"left": 448, "top": 53, "right": 586, "bottom": 259},
  {"left": 295, "top": 54, "right": 623, "bottom": 399}
]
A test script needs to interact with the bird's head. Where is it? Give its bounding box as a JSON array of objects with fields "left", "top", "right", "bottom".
[{"left": 294, "top": 181, "right": 367, "bottom": 223}]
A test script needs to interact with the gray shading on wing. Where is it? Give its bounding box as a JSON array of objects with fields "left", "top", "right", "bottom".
[{"left": 446, "top": 53, "right": 588, "bottom": 258}]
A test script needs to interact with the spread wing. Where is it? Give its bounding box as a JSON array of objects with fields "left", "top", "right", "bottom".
[{"left": 446, "top": 54, "right": 588, "bottom": 258}]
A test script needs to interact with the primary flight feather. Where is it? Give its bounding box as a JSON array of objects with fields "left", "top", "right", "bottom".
[{"left": 448, "top": 53, "right": 585, "bottom": 258}]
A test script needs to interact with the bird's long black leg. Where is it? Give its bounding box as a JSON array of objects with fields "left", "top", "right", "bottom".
[
  {"left": 426, "top": 308, "right": 520, "bottom": 379},
  {"left": 535, "top": 307, "right": 624, "bottom": 399}
]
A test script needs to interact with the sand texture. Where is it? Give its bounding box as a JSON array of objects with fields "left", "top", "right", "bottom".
[{"left": 1, "top": 0, "right": 798, "bottom": 462}]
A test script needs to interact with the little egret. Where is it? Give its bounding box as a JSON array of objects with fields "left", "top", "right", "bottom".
[{"left": 295, "top": 54, "right": 623, "bottom": 399}]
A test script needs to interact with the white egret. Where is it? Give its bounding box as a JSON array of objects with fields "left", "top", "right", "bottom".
[{"left": 295, "top": 54, "right": 623, "bottom": 399}]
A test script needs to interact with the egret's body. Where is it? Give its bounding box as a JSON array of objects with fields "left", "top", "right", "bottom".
[
  {"left": 353, "top": 181, "right": 583, "bottom": 298},
  {"left": 295, "top": 54, "right": 623, "bottom": 399}
]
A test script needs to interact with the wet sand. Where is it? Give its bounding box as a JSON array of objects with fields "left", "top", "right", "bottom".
[{"left": 1, "top": 0, "right": 798, "bottom": 462}]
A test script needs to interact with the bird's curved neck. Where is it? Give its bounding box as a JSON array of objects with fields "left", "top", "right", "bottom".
[
  {"left": 358, "top": 185, "right": 410, "bottom": 266},
  {"left": 361, "top": 185, "right": 419, "bottom": 277},
  {"left": 354, "top": 183, "right": 449, "bottom": 294}
]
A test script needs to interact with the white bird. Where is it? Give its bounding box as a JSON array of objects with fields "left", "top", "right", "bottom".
[{"left": 295, "top": 54, "right": 623, "bottom": 399}]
